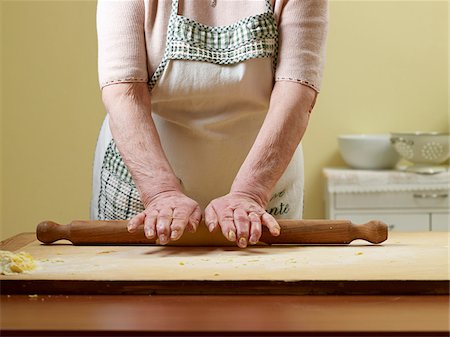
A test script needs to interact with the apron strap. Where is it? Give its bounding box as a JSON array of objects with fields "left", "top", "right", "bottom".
[
  {"left": 171, "top": 0, "right": 179, "bottom": 17},
  {"left": 265, "top": 0, "right": 274, "bottom": 12}
]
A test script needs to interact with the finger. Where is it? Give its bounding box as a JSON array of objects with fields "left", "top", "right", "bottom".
[
  {"left": 262, "top": 212, "right": 281, "bottom": 236},
  {"left": 156, "top": 207, "right": 173, "bottom": 244},
  {"left": 170, "top": 218, "right": 188, "bottom": 241},
  {"left": 144, "top": 209, "right": 158, "bottom": 239},
  {"left": 218, "top": 207, "right": 236, "bottom": 242},
  {"left": 234, "top": 208, "right": 250, "bottom": 248},
  {"left": 248, "top": 212, "right": 262, "bottom": 245},
  {"left": 128, "top": 212, "right": 145, "bottom": 233},
  {"left": 170, "top": 207, "right": 189, "bottom": 240},
  {"left": 187, "top": 205, "right": 202, "bottom": 233},
  {"left": 204, "top": 204, "right": 218, "bottom": 232}
]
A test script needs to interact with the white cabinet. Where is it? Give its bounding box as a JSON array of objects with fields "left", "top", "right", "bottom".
[
  {"left": 324, "top": 168, "right": 449, "bottom": 232},
  {"left": 335, "top": 212, "right": 430, "bottom": 232},
  {"left": 431, "top": 213, "right": 450, "bottom": 231}
]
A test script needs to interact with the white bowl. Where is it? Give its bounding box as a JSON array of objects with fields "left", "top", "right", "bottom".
[{"left": 338, "top": 134, "right": 400, "bottom": 170}]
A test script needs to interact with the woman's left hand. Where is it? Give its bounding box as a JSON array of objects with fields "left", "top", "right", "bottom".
[{"left": 204, "top": 193, "right": 280, "bottom": 248}]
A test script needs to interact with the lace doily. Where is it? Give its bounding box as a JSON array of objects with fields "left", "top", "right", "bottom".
[{"left": 324, "top": 168, "right": 450, "bottom": 193}]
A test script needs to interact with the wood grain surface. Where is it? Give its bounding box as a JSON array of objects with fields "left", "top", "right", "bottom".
[
  {"left": 1, "top": 232, "right": 449, "bottom": 295},
  {"left": 1, "top": 295, "right": 449, "bottom": 336}
]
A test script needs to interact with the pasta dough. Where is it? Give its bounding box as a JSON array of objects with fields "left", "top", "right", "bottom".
[{"left": 0, "top": 250, "right": 36, "bottom": 275}]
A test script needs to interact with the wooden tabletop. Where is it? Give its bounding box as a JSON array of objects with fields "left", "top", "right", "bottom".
[
  {"left": 1, "top": 231, "right": 449, "bottom": 336},
  {"left": 1, "top": 232, "right": 449, "bottom": 295},
  {"left": 1, "top": 294, "right": 449, "bottom": 336}
]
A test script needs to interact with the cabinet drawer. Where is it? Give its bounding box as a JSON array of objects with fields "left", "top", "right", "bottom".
[
  {"left": 431, "top": 213, "right": 449, "bottom": 231},
  {"left": 335, "top": 190, "right": 449, "bottom": 209},
  {"left": 335, "top": 212, "right": 430, "bottom": 232}
]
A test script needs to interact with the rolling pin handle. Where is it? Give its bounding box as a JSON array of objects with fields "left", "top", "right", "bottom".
[
  {"left": 36, "top": 221, "right": 70, "bottom": 244},
  {"left": 352, "top": 220, "right": 388, "bottom": 244}
]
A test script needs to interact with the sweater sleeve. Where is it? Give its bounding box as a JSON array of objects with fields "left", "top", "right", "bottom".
[
  {"left": 97, "top": 0, "right": 148, "bottom": 89},
  {"left": 275, "top": 0, "right": 328, "bottom": 92}
]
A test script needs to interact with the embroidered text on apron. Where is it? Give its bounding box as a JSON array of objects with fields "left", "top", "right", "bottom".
[{"left": 91, "top": 0, "right": 304, "bottom": 221}]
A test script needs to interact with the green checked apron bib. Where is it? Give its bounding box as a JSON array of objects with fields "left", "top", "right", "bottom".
[{"left": 91, "top": 0, "right": 305, "bottom": 221}]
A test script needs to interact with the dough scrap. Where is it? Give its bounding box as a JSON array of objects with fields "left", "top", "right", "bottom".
[
  {"left": 0, "top": 250, "right": 37, "bottom": 275},
  {"left": 97, "top": 250, "right": 118, "bottom": 255}
]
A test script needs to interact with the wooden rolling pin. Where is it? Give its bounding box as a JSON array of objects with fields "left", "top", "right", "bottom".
[{"left": 36, "top": 219, "right": 388, "bottom": 245}]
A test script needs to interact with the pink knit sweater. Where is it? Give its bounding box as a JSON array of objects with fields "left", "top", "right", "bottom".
[{"left": 97, "top": 0, "right": 328, "bottom": 92}]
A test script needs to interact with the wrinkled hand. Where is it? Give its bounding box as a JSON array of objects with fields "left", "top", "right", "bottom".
[
  {"left": 205, "top": 193, "right": 280, "bottom": 248},
  {"left": 127, "top": 191, "right": 202, "bottom": 244}
]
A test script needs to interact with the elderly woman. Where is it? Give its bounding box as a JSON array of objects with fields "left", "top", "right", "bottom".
[{"left": 92, "top": 0, "right": 328, "bottom": 248}]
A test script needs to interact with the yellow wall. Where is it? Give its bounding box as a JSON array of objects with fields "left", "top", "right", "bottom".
[
  {"left": 2, "top": 0, "right": 104, "bottom": 239},
  {"left": 303, "top": 0, "right": 449, "bottom": 220},
  {"left": 1, "top": 1, "right": 448, "bottom": 239},
  {"left": 0, "top": 2, "right": 3, "bottom": 237}
]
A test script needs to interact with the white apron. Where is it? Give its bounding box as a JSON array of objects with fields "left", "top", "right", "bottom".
[{"left": 91, "top": 0, "right": 304, "bottom": 221}]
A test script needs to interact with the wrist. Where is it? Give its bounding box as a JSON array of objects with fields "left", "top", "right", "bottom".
[
  {"left": 137, "top": 174, "right": 183, "bottom": 207},
  {"left": 230, "top": 181, "right": 270, "bottom": 207},
  {"left": 141, "top": 188, "right": 182, "bottom": 207}
]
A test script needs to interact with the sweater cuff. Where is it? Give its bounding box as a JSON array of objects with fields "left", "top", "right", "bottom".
[
  {"left": 275, "top": 77, "right": 320, "bottom": 93},
  {"left": 100, "top": 78, "right": 148, "bottom": 90}
]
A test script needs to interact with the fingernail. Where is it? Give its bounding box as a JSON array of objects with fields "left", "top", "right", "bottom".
[
  {"left": 238, "top": 237, "right": 247, "bottom": 247},
  {"left": 145, "top": 229, "right": 154, "bottom": 237},
  {"left": 159, "top": 234, "right": 167, "bottom": 243},
  {"left": 127, "top": 223, "right": 133, "bottom": 231},
  {"left": 208, "top": 223, "right": 215, "bottom": 232},
  {"left": 170, "top": 230, "right": 178, "bottom": 239},
  {"left": 273, "top": 228, "right": 280, "bottom": 236},
  {"left": 228, "top": 230, "right": 236, "bottom": 241},
  {"left": 249, "top": 237, "right": 258, "bottom": 245}
]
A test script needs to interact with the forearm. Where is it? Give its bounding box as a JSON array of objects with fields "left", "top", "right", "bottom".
[
  {"left": 102, "top": 83, "right": 181, "bottom": 205},
  {"left": 231, "top": 81, "right": 316, "bottom": 206}
]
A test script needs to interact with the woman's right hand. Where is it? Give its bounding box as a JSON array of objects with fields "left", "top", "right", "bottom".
[{"left": 127, "top": 191, "right": 202, "bottom": 244}]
